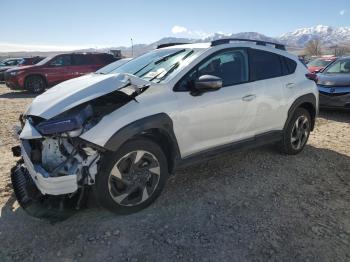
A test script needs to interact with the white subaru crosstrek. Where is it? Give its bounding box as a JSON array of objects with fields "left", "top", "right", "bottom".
[{"left": 11, "top": 39, "right": 318, "bottom": 215}]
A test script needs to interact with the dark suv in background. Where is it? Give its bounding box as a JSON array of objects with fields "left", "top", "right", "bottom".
[
  {"left": 5, "top": 53, "right": 116, "bottom": 93},
  {"left": 0, "top": 57, "right": 44, "bottom": 81}
]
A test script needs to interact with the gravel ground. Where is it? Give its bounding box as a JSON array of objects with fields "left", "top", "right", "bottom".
[{"left": 0, "top": 84, "right": 349, "bottom": 262}]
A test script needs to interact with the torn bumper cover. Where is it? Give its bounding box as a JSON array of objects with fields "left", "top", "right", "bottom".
[
  {"left": 19, "top": 140, "right": 78, "bottom": 195},
  {"left": 11, "top": 161, "right": 86, "bottom": 222},
  {"left": 11, "top": 139, "right": 92, "bottom": 221}
]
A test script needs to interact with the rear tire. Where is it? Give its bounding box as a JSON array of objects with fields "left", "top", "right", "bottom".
[
  {"left": 279, "top": 108, "right": 311, "bottom": 155},
  {"left": 25, "top": 75, "right": 46, "bottom": 93},
  {"left": 94, "top": 138, "right": 169, "bottom": 214}
]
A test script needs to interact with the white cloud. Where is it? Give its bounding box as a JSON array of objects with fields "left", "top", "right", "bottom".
[
  {"left": 171, "top": 25, "right": 212, "bottom": 39},
  {"left": 171, "top": 25, "right": 188, "bottom": 34},
  {"left": 0, "top": 42, "right": 108, "bottom": 52},
  {"left": 191, "top": 30, "right": 211, "bottom": 38},
  {"left": 340, "top": 9, "right": 346, "bottom": 16}
]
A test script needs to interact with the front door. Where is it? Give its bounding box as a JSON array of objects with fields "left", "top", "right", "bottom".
[{"left": 173, "top": 49, "right": 257, "bottom": 157}]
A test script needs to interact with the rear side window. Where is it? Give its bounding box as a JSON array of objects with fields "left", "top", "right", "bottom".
[
  {"left": 72, "top": 54, "right": 91, "bottom": 65},
  {"left": 250, "top": 49, "right": 283, "bottom": 80},
  {"left": 96, "top": 54, "right": 115, "bottom": 64}
]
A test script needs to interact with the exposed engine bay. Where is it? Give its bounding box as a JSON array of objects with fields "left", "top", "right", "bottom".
[{"left": 11, "top": 73, "right": 151, "bottom": 220}]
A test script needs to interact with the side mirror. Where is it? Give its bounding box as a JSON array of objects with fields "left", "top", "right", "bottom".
[{"left": 194, "top": 75, "right": 222, "bottom": 93}]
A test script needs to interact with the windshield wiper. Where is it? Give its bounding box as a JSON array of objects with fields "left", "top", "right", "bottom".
[
  {"left": 133, "top": 49, "right": 186, "bottom": 76},
  {"left": 155, "top": 62, "right": 180, "bottom": 82},
  {"left": 154, "top": 49, "right": 186, "bottom": 64},
  {"left": 156, "top": 50, "right": 194, "bottom": 82}
]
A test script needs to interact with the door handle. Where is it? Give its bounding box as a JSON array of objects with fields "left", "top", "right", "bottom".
[
  {"left": 286, "top": 82, "right": 295, "bottom": 88},
  {"left": 242, "top": 94, "right": 256, "bottom": 102}
]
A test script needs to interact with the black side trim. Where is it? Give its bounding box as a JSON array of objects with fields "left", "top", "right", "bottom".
[
  {"left": 177, "top": 130, "right": 282, "bottom": 169},
  {"left": 284, "top": 93, "right": 317, "bottom": 131},
  {"left": 104, "top": 113, "right": 180, "bottom": 154}
]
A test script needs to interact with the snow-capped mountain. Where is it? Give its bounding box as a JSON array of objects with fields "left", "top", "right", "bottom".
[
  {"left": 118, "top": 26, "right": 350, "bottom": 56},
  {"left": 279, "top": 25, "right": 350, "bottom": 47},
  {"left": 105, "top": 32, "right": 280, "bottom": 57}
]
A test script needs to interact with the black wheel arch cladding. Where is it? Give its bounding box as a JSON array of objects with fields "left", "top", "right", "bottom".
[
  {"left": 103, "top": 113, "right": 181, "bottom": 174},
  {"left": 285, "top": 93, "right": 317, "bottom": 131}
]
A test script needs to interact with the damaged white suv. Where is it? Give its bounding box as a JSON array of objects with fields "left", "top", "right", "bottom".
[{"left": 11, "top": 39, "right": 318, "bottom": 215}]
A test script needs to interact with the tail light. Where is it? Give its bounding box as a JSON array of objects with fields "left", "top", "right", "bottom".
[{"left": 305, "top": 73, "right": 318, "bottom": 82}]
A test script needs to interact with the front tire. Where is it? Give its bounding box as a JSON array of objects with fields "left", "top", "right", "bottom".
[
  {"left": 94, "top": 138, "right": 169, "bottom": 214},
  {"left": 25, "top": 75, "right": 46, "bottom": 93},
  {"left": 279, "top": 108, "right": 311, "bottom": 155}
]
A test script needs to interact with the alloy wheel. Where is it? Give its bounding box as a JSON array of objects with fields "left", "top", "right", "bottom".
[
  {"left": 108, "top": 150, "right": 161, "bottom": 206},
  {"left": 290, "top": 115, "right": 310, "bottom": 150}
]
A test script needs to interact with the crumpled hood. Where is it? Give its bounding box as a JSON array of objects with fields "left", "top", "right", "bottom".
[
  {"left": 25, "top": 73, "right": 151, "bottom": 119},
  {"left": 317, "top": 73, "right": 350, "bottom": 87}
]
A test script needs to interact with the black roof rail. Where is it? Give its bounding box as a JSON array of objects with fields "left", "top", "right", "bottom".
[
  {"left": 156, "top": 43, "right": 189, "bottom": 49},
  {"left": 211, "top": 38, "right": 286, "bottom": 50}
]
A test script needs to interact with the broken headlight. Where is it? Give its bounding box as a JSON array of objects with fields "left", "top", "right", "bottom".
[{"left": 36, "top": 105, "right": 93, "bottom": 136}]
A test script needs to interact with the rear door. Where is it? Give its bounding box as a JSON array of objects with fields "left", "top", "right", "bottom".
[
  {"left": 93, "top": 54, "right": 116, "bottom": 71},
  {"left": 248, "top": 49, "right": 287, "bottom": 134},
  {"left": 71, "top": 54, "right": 95, "bottom": 77}
]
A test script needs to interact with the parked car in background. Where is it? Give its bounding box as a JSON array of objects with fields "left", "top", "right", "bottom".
[
  {"left": 0, "top": 56, "right": 45, "bottom": 81},
  {"left": 0, "top": 58, "right": 23, "bottom": 81},
  {"left": 5, "top": 53, "right": 116, "bottom": 93},
  {"left": 95, "top": 58, "right": 132, "bottom": 74},
  {"left": 0, "top": 58, "right": 23, "bottom": 67},
  {"left": 18, "top": 56, "right": 45, "bottom": 66},
  {"left": 315, "top": 57, "right": 350, "bottom": 109},
  {"left": 307, "top": 56, "right": 336, "bottom": 73}
]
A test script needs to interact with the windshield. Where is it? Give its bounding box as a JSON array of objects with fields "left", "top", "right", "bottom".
[
  {"left": 324, "top": 59, "right": 350, "bottom": 74},
  {"left": 96, "top": 58, "right": 132, "bottom": 74},
  {"left": 110, "top": 48, "right": 203, "bottom": 83},
  {"left": 36, "top": 56, "right": 53, "bottom": 66},
  {"left": 307, "top": 58, "right": 333, "bottom": 67}
]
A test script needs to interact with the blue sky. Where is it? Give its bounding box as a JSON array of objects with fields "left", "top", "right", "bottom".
[{"left": 0, "top": 0, "right": 349, "bottom": 51}]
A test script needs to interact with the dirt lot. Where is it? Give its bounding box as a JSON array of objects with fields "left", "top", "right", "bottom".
[{"left": 0, "top": 84, "right": 349, "bottom": 262}]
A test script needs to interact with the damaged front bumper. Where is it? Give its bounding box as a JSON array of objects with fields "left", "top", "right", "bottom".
[
  {"left": 11, "top": 161, "right": 88, "bottom": 222},
  {"left": 11, "top": 122, "right": 101, "bottom": 220},
  {"left": 18, "top": 139, "right": 78, "bottom": 195}
]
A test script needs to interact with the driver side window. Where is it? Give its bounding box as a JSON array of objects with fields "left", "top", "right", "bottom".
[{"left": 176, "top": 49, "right": 249, "bottom": 91}]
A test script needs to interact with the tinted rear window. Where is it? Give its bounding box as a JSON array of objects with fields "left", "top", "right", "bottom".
[
  {"left": 96, "top": 54, "right": 115, "bottom": 64},
  {"left": 72, "top": 54, "right": 92, "bottom": 65},
  {"left": 250, "top": 49, "right": 283, "bottom": 80}
]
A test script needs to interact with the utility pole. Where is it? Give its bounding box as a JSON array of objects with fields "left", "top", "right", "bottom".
[{"left": 131, "top": 38, "right": 134, "bottom": 57}]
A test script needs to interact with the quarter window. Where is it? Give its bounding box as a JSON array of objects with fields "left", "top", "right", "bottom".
[{"left": 281, "top": 56, "right": 297, "bottom": 75}]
